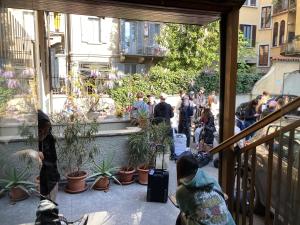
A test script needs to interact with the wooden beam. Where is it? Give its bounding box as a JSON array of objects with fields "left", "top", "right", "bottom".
[
  {"left": 219, "top": 7, "right": 239, "bottom": 212},
  {"left": 2, "top": 0, "right": 233, "bottom": 25}
]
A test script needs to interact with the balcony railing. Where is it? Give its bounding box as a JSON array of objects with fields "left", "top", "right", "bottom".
[
  {"left": 121, "top": 46, "right": 166, "bottom": 57},
  {"left": 281, "top": 38, "right": 300, "bottom": 55}
]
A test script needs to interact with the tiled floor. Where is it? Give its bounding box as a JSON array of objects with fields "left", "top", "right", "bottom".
[{"left": 0, "top": 158, "right": 264, "bottom": 225}]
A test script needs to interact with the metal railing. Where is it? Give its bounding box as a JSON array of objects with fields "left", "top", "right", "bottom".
[
  {"left": 121, "top": 45, "right": 166, "bottom": 57},
  {"left": 210, "top": 97, "right": 300, "bottom": 225},
  {"left": 280, "top": 39, "right": 300, "bottom": 56}
]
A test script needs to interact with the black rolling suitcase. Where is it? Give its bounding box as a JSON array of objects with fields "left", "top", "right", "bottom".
[{"left": 147, "top": 144, "right": 169, "bottom": 203}]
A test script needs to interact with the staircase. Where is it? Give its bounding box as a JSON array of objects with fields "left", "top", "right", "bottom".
[{"left": 210, "top": 97, "right": 300, "bottom": 225}]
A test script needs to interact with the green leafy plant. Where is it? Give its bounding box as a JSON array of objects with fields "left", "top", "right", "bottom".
[
  {"left": 128, "top": 122, "right": 172, "bottom": 168},
  {"left": 55, "top": 114, "right": 100, "bottom": 176},
  {"left": 0, "top": 166, "right": 36, "bottom": 196},
  {"left": 128, "top": 131, "right": 150, "bottom": 168},
  {"left": 88, "top": 155, "right": 121, "bottom": 189},
  {"left": 0, "top": 77, "right": 15, "bottom": 113}
]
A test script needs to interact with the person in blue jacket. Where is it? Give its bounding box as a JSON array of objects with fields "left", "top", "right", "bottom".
[{"left": 176, "top": 152, "right": 235, "bottom": 225}]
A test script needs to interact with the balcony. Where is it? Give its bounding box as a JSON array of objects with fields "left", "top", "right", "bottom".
[
  {"left": 280, "top": 38, "right": 300, "bottom": 56},
  {"left": 120, "top": 45, "right": 166, "bottom": 57}
]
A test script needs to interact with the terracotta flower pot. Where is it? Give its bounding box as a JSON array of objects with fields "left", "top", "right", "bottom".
[
  {"left": 93, "top": 177, "right": 110, "bottom": 191},
  {"left": 137, "top": 165, "right": 149, "bottom": 185},
  {"left": 9, "top": 187, "right": 29, "bottom": 202},
  {"left": 65, "top": 171, "right": 88, "bottom": 193},
  {"left": 118, "top": 167, "right": 135, "bottom": 184},
  {"left": 138, "top": 119, "right": 148, "bottom": 129}
]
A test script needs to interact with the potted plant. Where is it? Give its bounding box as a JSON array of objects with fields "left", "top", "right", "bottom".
[
  {"left": 87, "top": 155, "right": 121, "bottom": 191},
  {"left": 56, "top": 115, "right": 99, "bottom": 193},
  {"left": 128, "top": 131, "right": 150, "bottom": 185},
  {"left": 128, "top": 122, "right": 172, "bottom": 185},
  {"left": 0, "top": 166, "right": 35, "bottom": 202},
  {"left": 137, "top": 109, "right": 149, "bottom": 129}
]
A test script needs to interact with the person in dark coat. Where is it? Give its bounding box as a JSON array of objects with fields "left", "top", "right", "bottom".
[
  {"left": 38, "top": 110, "right": 60, "bottom": 201},
  {"left": 153, "top": 93, "right": 174, "bottom": 125},
  {"left": 153, "top": 93, "right": 175, "bottom": 159},
  {"left": 201, "top": 107, "right": 216, "bottom": 148},
  {"left": 178, "top": 96, "right": 194, "bottom": 148},
  {"left": 244, "top": 99, "right": 259, "bottom": 140}
]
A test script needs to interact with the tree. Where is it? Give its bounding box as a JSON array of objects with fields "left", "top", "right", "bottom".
[{"left": 158, "top": 21, "right": 255, "bottom": 73}]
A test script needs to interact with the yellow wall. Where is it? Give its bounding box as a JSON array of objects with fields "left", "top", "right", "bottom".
[
  {"left": 296, "top": 0, "right": 300, "bottom": 36},
  {"left": 271, "top": 13, "right": 288, "bottom": 57},
  {"left": 239, "top": 7, "right": 259, "bottom": 25}
]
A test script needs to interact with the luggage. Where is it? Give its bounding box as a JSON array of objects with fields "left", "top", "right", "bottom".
[
  {"left": 174, "top": 133, "right": 187, "bottom": 157},
  {"left": 147, "top": 144, "right": 169, "bottom": 203}
]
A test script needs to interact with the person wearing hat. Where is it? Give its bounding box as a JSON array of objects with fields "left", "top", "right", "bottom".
[
  {"left": 195, "top": 87, "right": 206, "bottom": 118},
  {"left": 154, "top": 93, "right": 175, "bottom": 159},
  {"left": 176, "top": 152, "right": 235, "bottom": 225},
  {"left": 153, "top": 93, "right": 174, "bottom": 125},
  {"left": 178, "top": 95, "right": 194, "bottom": 148},
  {"left": 147, "top": 94, "right": 157, "bottom": 120},
  {"left": 38, "top": 110, "right": 60, "bottom": 201}
]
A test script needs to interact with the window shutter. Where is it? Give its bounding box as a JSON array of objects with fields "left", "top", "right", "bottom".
[
  {"left": 137, "top": 22, "right": 144, "bottom": 54},
  {"left": 149, "top": 23, "right": 155, "bottom": 46},
  {"left": 81, "top": 16, "right": 88, "bottom": 42},
  {"left": 250, "top": 0, "right": 256, "bottom": 6},
  {"left": 120, "top": 19, "right": 125, "bottom": 52},
  {"left": 101, "top": 18, "right": 109, "bottom": 44},
  {"left": 240, "top": 24, "right": 244, "bottom": 32},
  {"left": 252, "top": 25, "right": 256, "bottom": 47}
]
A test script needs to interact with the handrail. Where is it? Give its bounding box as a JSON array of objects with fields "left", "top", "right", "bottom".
[
  {"left": 210, "top": 97, "right": 300, "bottom": 154},
  {"left": 240, "top": 119, "right": 300, "bottom": 153}
]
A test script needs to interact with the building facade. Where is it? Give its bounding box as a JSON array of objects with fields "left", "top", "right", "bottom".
[{"left": 239, "top": 0, "right": 300, "bottom": 74}]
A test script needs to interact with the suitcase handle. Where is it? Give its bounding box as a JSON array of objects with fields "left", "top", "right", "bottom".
[{"left": 151, "top": 143, "right": 166, "bottom": 171}]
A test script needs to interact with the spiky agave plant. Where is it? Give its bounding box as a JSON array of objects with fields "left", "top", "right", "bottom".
[
  {"left": 0, "top": 166, "right": 36, "bottom": 196},
  {"left": 87, "top": 154, "right": 121, "bottom": 189}
]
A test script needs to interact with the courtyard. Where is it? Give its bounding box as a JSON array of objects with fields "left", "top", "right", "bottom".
[{"left": 0, "top": 161, "right": 218, "bottom": 225}]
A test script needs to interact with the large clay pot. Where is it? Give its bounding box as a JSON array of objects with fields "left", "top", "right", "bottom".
[
  {"left": 138, "top": 119, "right": 148, "bottom": 129},
  {"left": 93, "top": 177, "right": 110, "bottom": 191},
  {"left": 137, "top": 165, "right": 149, "bottom": 185},
  {"left": 65, "top": 171, "right": 88, "bottom": 193},
  {"left": 118, "top": 167, "right": 135, "bottom": 184},
  {"left": 9, "top": 187, "right": 29, "bottom": 202}
]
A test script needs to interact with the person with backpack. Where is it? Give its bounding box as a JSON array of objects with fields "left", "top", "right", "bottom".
[
  {"left": 198, "top": 107, "right": 216, "bottom": 152},
  {"left": 176, "top": 152, "right": 235, "bottom": 225},
  {"left": 178, "top": 96, "right": 194, "bottom": 148}
]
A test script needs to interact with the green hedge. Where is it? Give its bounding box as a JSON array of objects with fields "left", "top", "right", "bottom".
[{"left": 109, "top": 66, "right": 262, "bottom": 108}]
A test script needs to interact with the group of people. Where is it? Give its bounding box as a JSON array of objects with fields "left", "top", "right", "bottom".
[
  {"left": 238, "top": 91, "right": 289, "bottom": 140},
  {"left": 130, "top": 92, "right": 174, "bottom": 125},
  {"left": 178, "top": 88, "right": 218, "bottom": 152}
]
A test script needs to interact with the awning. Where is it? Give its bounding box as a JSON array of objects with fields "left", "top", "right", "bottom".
[{"left": 1, "top": 0, "right": 244, "bottom": 25}]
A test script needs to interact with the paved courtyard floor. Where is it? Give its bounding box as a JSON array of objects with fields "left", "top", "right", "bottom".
[{"left": 0, "top": 159, "right": 263, "bottom": 225}]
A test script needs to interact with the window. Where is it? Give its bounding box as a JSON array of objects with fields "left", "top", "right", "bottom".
[
  {"left": 120, "top": 20, "right": 161, "bottom": 55},
  {"left": 258, "top": 45, "right": 269, "bottom": 66},
  {"left": 273, "top": 22, "right": 279, "bottom": 46},
  {"left": 81, "top": 17, "right": 101, "bottom": 44},
  {"left": 279, "top": 20, "right": 285, "bottom": 45},
  {"left": 240, "top": 24, "right": 256, "bottom": 47},
  {"left": 23, "top": 11, "right": 35, "bottom": 39},
  {"left": 117, "top": 63, "right": 146, "bottom": 75},
  {"left": 261, "top": 6, "right": 272, "bottom": 29},
  {"left": 244, "top": 0, "right": 256, "bottom": 6}
]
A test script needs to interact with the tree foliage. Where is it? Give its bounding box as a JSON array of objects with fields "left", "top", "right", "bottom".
[{"left": 158, "top": 21, "right": 255, "bottom": 72}]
